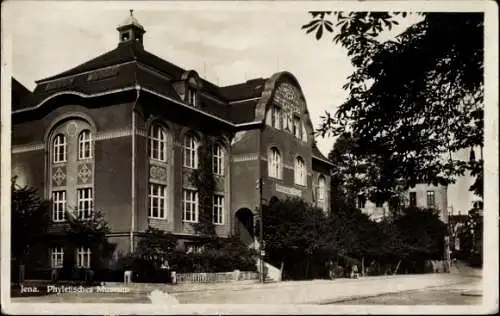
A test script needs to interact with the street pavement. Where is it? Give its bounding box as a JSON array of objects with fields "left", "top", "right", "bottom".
[
  {"left": 170, "top": 272, "right": 482, "bottom": 304},
  {"left": 10, "top": 267, "right": 482, "bottom": 305}
]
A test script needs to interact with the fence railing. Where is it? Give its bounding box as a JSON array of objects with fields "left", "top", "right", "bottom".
[{"left": 176, "top": 270, "right": 259, "bottom": 284}]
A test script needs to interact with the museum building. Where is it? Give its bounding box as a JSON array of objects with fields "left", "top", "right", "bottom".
[{"left": 11, "top": 13, "right": 333, "bottom": 269}]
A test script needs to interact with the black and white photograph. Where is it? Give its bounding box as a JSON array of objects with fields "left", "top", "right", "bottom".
[{"left": 1, "top": 1, "right": 498, "bottom": 314}]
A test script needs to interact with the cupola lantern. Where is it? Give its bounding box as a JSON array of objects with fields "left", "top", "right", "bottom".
[{"left": 117, "top": 10, "right": 145, "bottom": 48}]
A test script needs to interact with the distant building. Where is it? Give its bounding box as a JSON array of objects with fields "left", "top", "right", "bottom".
[
  {"left": 358, "top": 183, "right": 448, "bottom": 222},
  {"left": 11, "top": 12, "right": 332, "bottom": 270}
]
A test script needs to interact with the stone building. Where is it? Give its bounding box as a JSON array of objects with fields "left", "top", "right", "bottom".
[
  {"left": 11, "top": 13, "right": 332, "bottom": 269},
  {"left": 358, "top": 184, "right": 449, "bottom": 222}
]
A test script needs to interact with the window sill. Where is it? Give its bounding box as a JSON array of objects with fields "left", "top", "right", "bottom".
[
  {"left": 150, "top": 159, "right": 168, "bottom": 165},
  {"left": 78, "top": 157, "right": 94, "bottom": 161},
  {"left": 148, "top": 217, "right": 167, "bottom": 221},
  {"left": 294, "top": 183, "right": 307, "bottom": 189},
  {"left": 268, "top": 176, "right": 283, "bottom": 181}
]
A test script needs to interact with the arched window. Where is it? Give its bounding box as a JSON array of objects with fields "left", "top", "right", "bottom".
[
  {"left": 183, "top": 135, "right": 199, "bottom": 169},
  {"left": 53, "top": 134, "right": 67, "bottom": 163},
  {"left": 318, "top": 176, "right": 326, "bottom": 208},
  {"left": 294, "top": 156, "right": 306, "bottom": 186},
  {"left": 268, "top": 147, "right": 281, "bottom": 179},
  {"left": 149, "top": 124, "right": 167, "bottom": 162},
  {"left": 212, "top": 143, "right": 224, "bottom": 176},
  {"left": 78, "top": 130, "right": 93, "bottom": 160}
]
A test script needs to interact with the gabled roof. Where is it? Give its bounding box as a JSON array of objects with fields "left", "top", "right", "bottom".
[
  {"left": 13, "top": 22, "right": 334, "bottom": 167},
  {"left": 29, "top": 40, "right": 271, "bottom": 125},
  {"left": 220, "top": 78, "right": 266, "bottom": 101},
  {"left": 11, "top": 77, "right": 34, "bottom": 111},
  {"left": 37, "top": 41, "right": 184, "bottom": 83},
  {"left": 312, "top": 142, "right": 333, "bottom": 166}
]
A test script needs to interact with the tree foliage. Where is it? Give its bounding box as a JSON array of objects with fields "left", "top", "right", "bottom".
[
  {"left": 136, "top": 226, "right": 178, "bottom": 268},
  {"left": 303, "top": 12, "right": 484, "bottom": 199},
  {"left": 261, "top": 196, "right": 447, "bottom": 279},
  {"left": 260, "top": 198, "right": 331, "bottom": 278},
  {"left": 62, "top": 208, "right": 116, "bottom": 270},
  {"left": 392, "top": 207, "right": 446, "bottom": 260},
  {"left": 11, "top": 180, "right": 51, "bottom": 264}
]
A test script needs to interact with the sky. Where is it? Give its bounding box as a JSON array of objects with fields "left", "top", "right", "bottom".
[
  {"left": 4, "top": 1, "right": 478, "bottom": 212},
  {"left": 6, "top": 1, "right": 424, "bottom": 156}
]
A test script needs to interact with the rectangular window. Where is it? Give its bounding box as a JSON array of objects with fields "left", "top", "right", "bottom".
[
  {"left": 183, "top": 137, "right": 198, "bottom": 169},
  {"left": 53, "top": 135, "right": 67, "bottom": 163},
  {"left": 76, "top": 247, "right": 91, "bottom": 269},
  {"left": 282, "top": 111, "right": 290, "bottom": 131},
  {"left": 409, "top": 192, "right": 417, "bottom": 207},
  {"left": 213, "top": 195, "right": 224, "bottom": 225},
  {"left": 212, "top": 145, "right": 224, "bottom": 176},
  {"left": 187, "top": 88, "right": 197, "bottom": 107},
  {"left": 426, "top": 191, "right": 436, "bottom": 208},
  {"left": 272, "top": 105, "right": 281, "bottom": 129},
  {"left": 149, "top": 183, "right": 167, "bottom": 219},
  {"left": 77, "top": 188, "right": 93, "bottom": 219},
  {"left": 50, "top": 247, "right": 64, "bottom": 268},
  {"left": 293, "top": 116, "right": 301, "bottom": 139},
  {"left": 149, "top": 126, "right": 167, "bottom": 162},
  {"left": 52, "top": 191, "right": 66, "bottom": 222},
  {"left": 78, "top": 131, "right": 92, "bottom": 160},
  {"left": 183, "top": 189, "right": 198, "bottom": 223}
]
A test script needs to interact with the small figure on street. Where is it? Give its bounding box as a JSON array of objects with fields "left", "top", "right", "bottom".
[
  {"left": 160, "top": 260, "right": 170, "bottom": 270},
  {"left": 351, "top": 264, "right": 359, "bottom": 279}
]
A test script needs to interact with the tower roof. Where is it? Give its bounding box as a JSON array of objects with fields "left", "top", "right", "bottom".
[{"left": 117, "top": 9, "right": 144, "bottom": 30}]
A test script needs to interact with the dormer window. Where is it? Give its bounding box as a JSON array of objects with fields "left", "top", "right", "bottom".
[
  {"left": 272, "top": 105, "right": 281, "bottom": 129},
  {"left": 293, "top": 115, "right": 301, "bottom": 139},
  {"left": 187, "top": 87, "right": 198, "bottom": 107}
]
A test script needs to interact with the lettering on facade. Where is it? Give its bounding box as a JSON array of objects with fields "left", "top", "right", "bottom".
[
  {"left": 45, "top": 78, "right": 75, "bottom": 91},
  {"left": 87, "top": 66, "right": 120, "bottom": 81},
  {"left": 232, "top": 154, "right": 259, "bottom": 163},
  {"left": 275, "top": 183, "right": 302, "bottom": 197},
  {"left": 11, "top": 143, "right": 44, "bottom": 154}
]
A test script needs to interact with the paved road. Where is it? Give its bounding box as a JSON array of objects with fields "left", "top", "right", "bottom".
[
  {"left": 169, "top": 273, "right": 481, "bottom": 304},
  {"left": 337, "top": 287, "right": 481, "bottom": 305},
  {"left": 10, "top": 266, "right": 481, "bottom": 305},
  {"left": 329, "top": 277, "right": 482, "bottom": 305}
]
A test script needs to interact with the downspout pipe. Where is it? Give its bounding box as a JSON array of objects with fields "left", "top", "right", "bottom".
[{"left": 130, "top": 85, "right": 141, "bottom": 253}]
